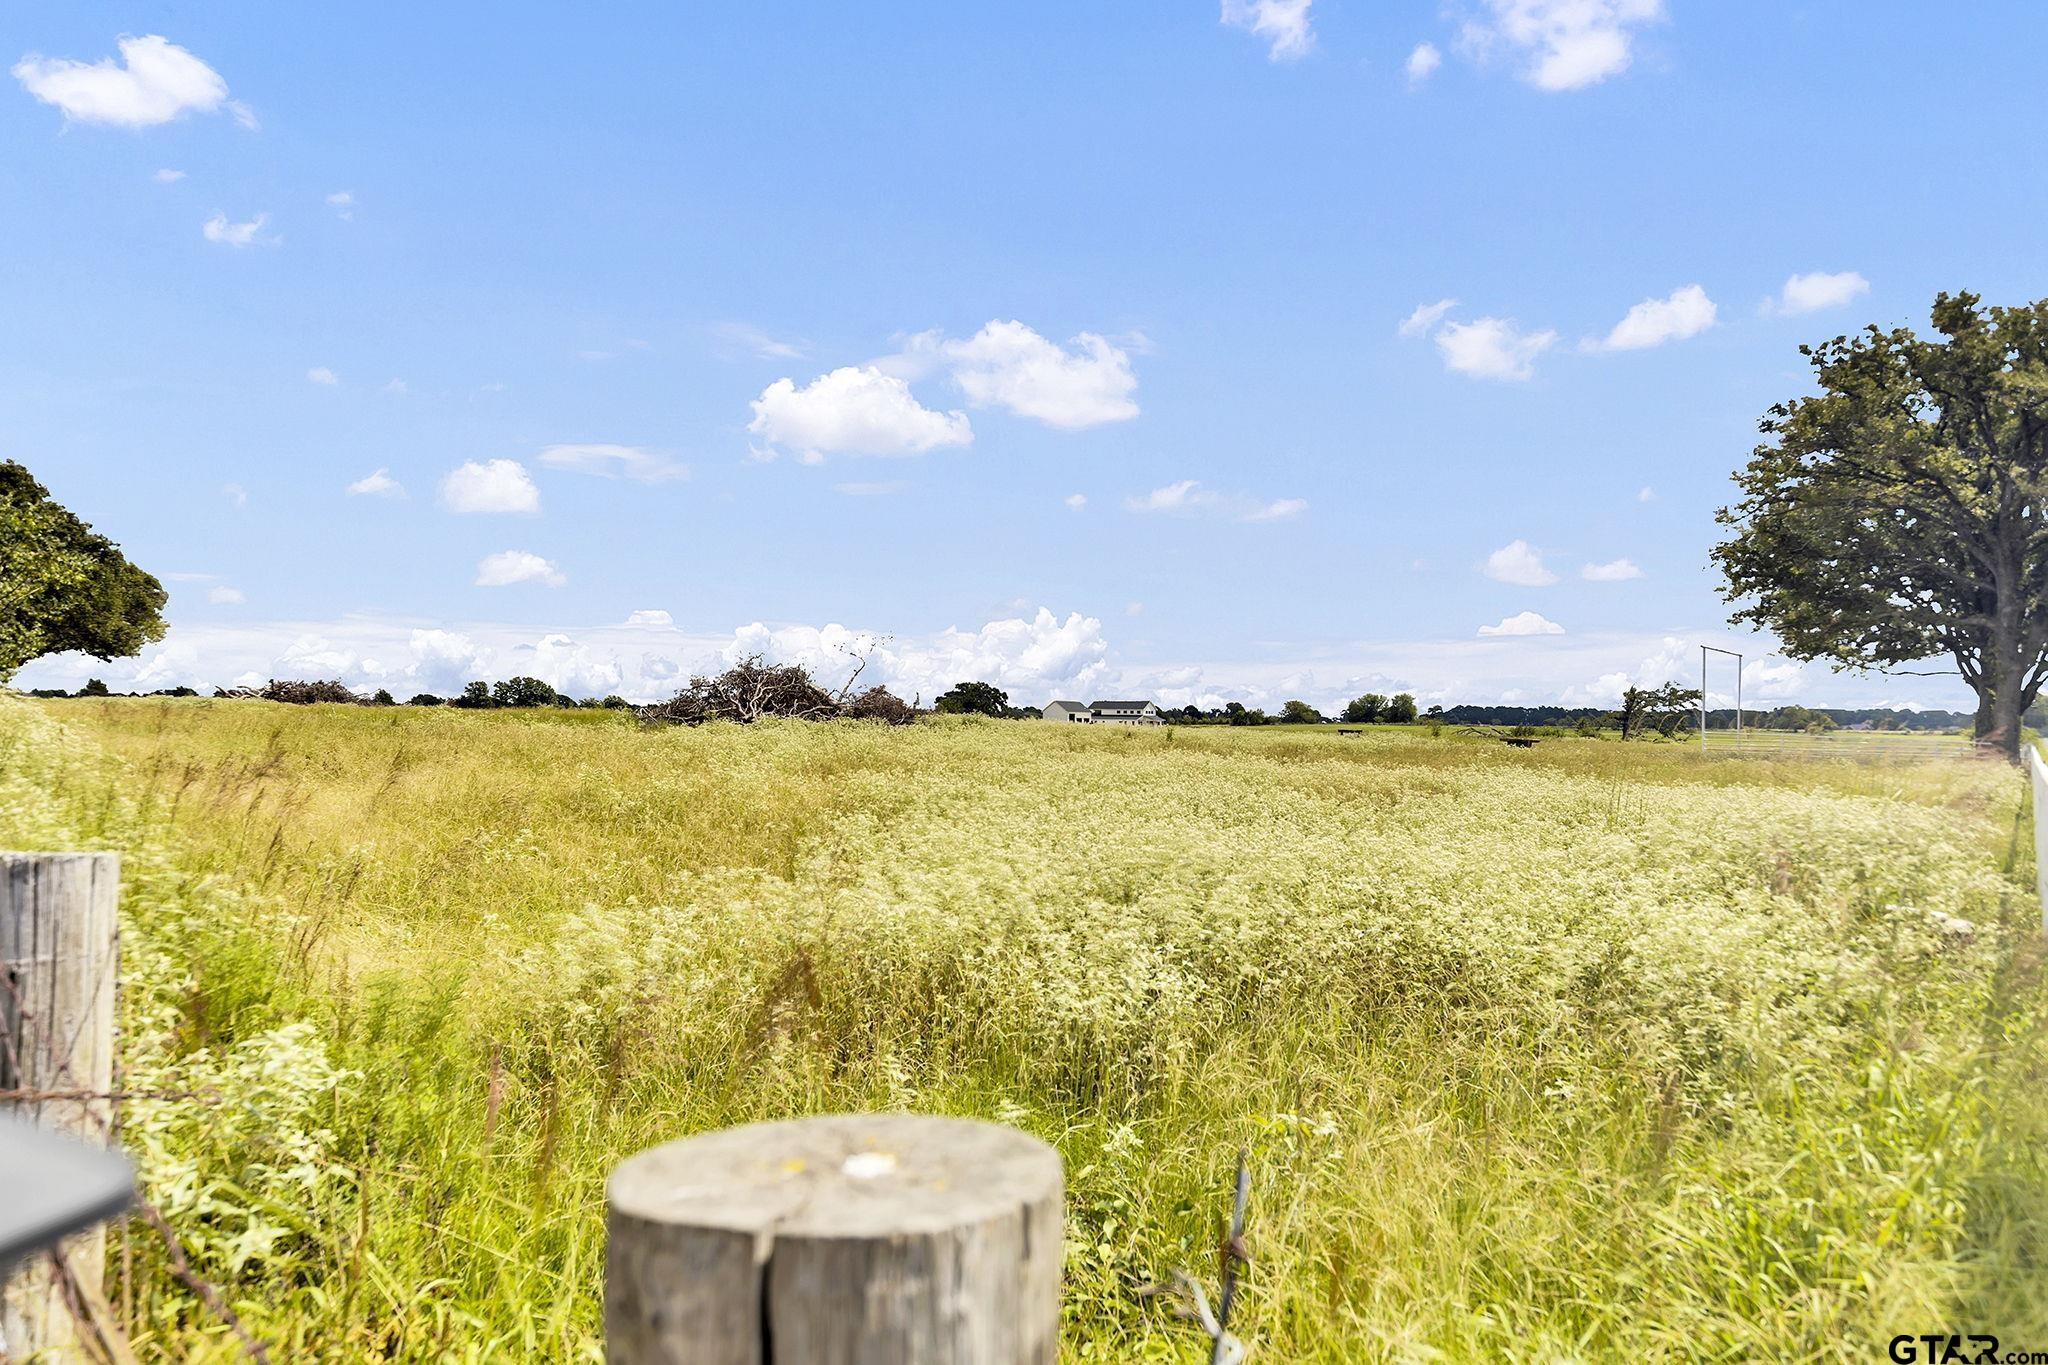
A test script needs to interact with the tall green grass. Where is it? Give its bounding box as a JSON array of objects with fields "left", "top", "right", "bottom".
[{"left": 6, "top": 696, "right": 2046, "bottom": 1361}]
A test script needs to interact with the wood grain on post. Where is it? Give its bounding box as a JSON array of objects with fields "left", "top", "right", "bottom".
[
  {"left": 1, "top": 852, "right": 121, "bottom": 1360},
  {"left": 606, "top": 1113, "right": 1063, "bottom": 1365}
]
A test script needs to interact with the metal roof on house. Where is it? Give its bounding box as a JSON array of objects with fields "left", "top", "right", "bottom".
[
  {"left": 1045, "top": 699, "right": 1086, "bottom": 709},
  {"left": 1087, "top": 700, "right": 1154, "bottom": 709}
]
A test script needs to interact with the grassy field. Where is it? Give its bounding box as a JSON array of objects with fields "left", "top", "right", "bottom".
[{"left": 5, "top": 695, "right": 2047, "bottom": 1361}]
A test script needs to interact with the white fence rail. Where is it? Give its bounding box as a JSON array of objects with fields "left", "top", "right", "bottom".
[{"left": 2031, "top": 746, "right": 2048, "bottom": 934}]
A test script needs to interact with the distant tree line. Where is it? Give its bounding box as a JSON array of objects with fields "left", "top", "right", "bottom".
[
  {"left": 1443, "top": 702, "right": 1970, "bottom": 733},
  {"left": 22, "top": 667, "right": 1981, "bottom": 737}
]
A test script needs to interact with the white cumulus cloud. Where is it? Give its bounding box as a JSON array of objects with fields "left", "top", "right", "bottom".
[
  {"left": 939, "top": 321, "right": 1139, "bottom": 429},
  {"left": 748, "top": 366, "right": 972, "bottom": 462},
  {"left": 346, "top": 469, "right": 405, "bottom": 498},
  {"left": 1772, "top": 270, "right": 1870, "bottom": 315},
  {"left": 623, "top": 610, "right": 674, "bottom": 629},
  {"left": 1478, "top": 610, "right": 1565, "bottom": 637},
  {"left": 1436, "top": 317, "right": 1557, "bottom": 381},
  {"left": 13, "top": 34, "right": 238, "bottom": 127},
  {"left": 1065, "top": 493, "right": 1088, "bottom": 511},
  {"left": 1590, "top": 283, "right": 1715, "bottom": 351},
  {"left": 442, "top": 459, "right": 540, "bottom": 515},
  {"left": 1222, "top": 0, "right": 1315, "bottom": 61},
  {"left": 536, "top": 443, "right": 688, "bottom": 484},
  {"left": 474, "top": 551, "right": 564, "bottom": 588},
  {"left": 1484, "top": 539, "right": 1558, "bottom": 586},
  {"left": 202, "top": 212, "right": 273, "bottom": 248},
  {"left": 1581, "top": 557, "right": 1644, "bottom": 581},
  {"left": 726, "top": 608, "right": 1113, "bottom": 706},
  {"left": 1460, "top": 0, "right": 1665, "bottom": 92}
]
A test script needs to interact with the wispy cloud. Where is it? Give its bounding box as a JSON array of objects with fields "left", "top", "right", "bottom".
[
  {"left": 1437, "top": 317, "right": 1557, "bottom": 381},
  {"left": 474, "top": 550, "right": 564, "bottom": 588},
  {"left": 1222, "top": 0, "right": 1315, "bottom": 60},
  {"left": 712, "top": 322, "right": 807, "bottom": 360},
  {"left": 203, "top": 212, "right": 274, "bottom": 248},
  {"left": 1586, "top": 284, "right": 1715, "bottom": 352},
  {"left": 1458, "top": 0, "right": 1665, "bottom": 92},
  {"left": 347, "top": 469, "right": 405, "bottom": 499},
  {"left": 1581, "top": 557, "right": 1644, "bottom": 582},
  {"left": 1126, "top": 480, "right": 1306, "bottom": 523},
  {"left": 535, "top": 444, "right": 688, "bottom": 484},
  {"left": 1769, "top": 270, "right": 1870, "bottom": 316},
  {"left": 1405, "top": 42, "right": 1443, "bottom": 86},
  {"left": 1398, "top": 298, "right": 1458, "bottom": 337}
]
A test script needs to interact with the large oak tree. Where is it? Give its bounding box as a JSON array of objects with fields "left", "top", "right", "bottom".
[
  {"left": 0, "top": 460, "right": 166, "bottom": 682},
  {"left": 1714, "top": 293, "right": 2048, "bottom": 760}
]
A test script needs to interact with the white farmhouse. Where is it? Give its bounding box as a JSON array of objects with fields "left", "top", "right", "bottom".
[{"left": 1042, "top": 699, "right": 1164, "bottom": 726}]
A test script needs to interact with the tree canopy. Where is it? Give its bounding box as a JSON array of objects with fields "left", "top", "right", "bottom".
[
  {"left": 1342, "top": 693, "right": 1386, "bottom": 723},
  {"left": 1714, "top": 292, "right": 2048, "bottom": 759},
  {"left": 933, "top": 680, "right": 1009, "bottom": 717},
  {"left": 0, "top": 460, "right": 166, "bottom": 681}
]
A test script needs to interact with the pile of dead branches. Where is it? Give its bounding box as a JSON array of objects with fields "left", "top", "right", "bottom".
[{"left": 640, "top": 655, "right": 914, "bottom": 726}]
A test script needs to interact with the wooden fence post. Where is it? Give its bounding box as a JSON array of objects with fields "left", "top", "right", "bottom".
[
  {"left": 1, "top": 852, "right": 121, "bottom": 1360},
  {"left": 606, "top": 1112, "right": 1062, "bottom": 1364}
]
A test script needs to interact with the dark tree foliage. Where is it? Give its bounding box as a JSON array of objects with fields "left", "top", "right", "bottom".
[
  {"left": 451, "top": 681, "right": 495, "bottom": 709},
  {"left": 1342, "top": 693, "right": 1386, "bottom": 723},
  {"left": 1337, "top": 693, "right": 1417, "bottom": 724},
  {"left": 407, "top": 693, "right": 446, "bottom": 706},
  {"left": 842, "top": 686, "right": 916, "bottom": 725},
  {"left": 78, "top": 678, "right": 110, "bottom": 697},
  {"left": 0, "top": 461, "right": 167, "bottom": 681},
  {"left": 933, "top": 680, "right": 1010, "bottom": 716},
  {"left": 1280, "top": 699, "right": 1323, "bottom": 724},
  {"left": 492, "top": 676, "right": 559, "bottom": 708},
  {"left": 260, "top": 679, "right": 361, "bottom": 705},
  {"left": 1714, "top": 292, "right": 2048, "bottom": 760},
  {"left": 1615, "top": 683, "right": 1703, "bottom": 739}
]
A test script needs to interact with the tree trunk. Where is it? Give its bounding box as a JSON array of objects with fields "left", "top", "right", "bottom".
[{"left": 1978, "top": 579, "right": 2028, "bottom": 762}]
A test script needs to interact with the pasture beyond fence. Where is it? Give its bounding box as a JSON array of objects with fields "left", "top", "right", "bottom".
[{"left": 1700, "top": 728, "right": 1976, "bottom": 762}]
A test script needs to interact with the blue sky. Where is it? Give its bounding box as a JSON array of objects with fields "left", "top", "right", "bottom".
[{"left": 8, "top": 2, "right": 2037, "bottom": 710}]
